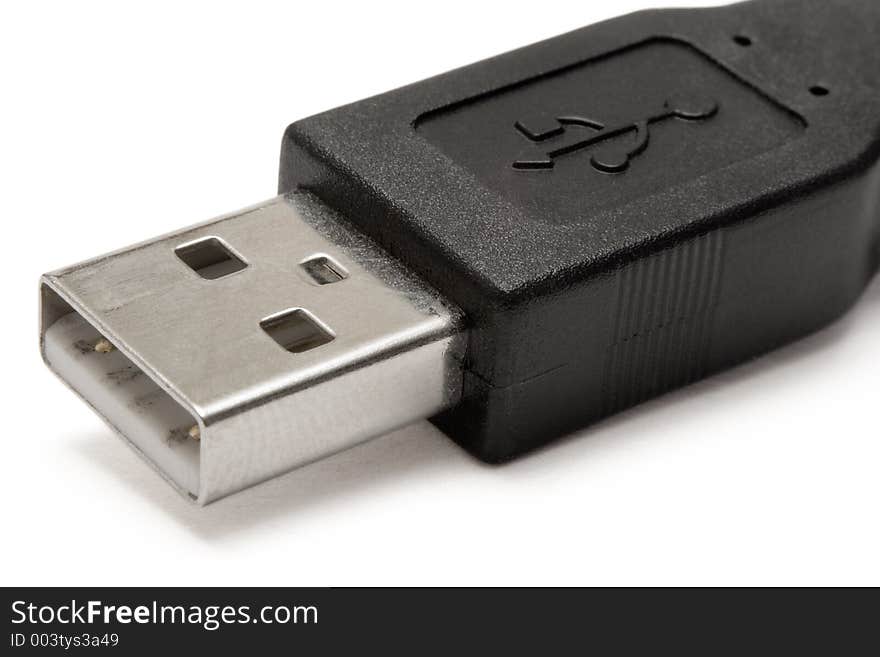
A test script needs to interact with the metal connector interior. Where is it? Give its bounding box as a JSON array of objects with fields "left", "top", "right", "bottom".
[{"left": 40, "top": 194, "right": 465, "bottom": 504}]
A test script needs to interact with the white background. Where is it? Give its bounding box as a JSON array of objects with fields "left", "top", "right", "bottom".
[{"left": 3, "top": 0, "right": 879, "bottom": 586}]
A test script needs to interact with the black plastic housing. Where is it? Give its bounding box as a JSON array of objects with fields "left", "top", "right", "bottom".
[{"left": 279, "top": 0, "right": 880, "bottom": 462}]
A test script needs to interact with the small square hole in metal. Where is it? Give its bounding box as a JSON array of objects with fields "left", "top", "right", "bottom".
[
  {"left": 260, "top": 309, "right": 335, "bottom": 353},
  {"left": 300, "top": 255, "right": 349, "bottom": 285},
  {"left": 175, "top": 237, "right": 247, "bottom": 280}
]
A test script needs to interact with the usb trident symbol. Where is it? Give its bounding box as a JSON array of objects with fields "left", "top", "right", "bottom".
[{"left": 512, "top": 95, "right": 718, "bottom": 173}]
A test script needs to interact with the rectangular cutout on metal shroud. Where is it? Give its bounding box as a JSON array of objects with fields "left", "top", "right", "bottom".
[
  {"left": 300, "top": 255, "right": 349, "bottom": 285},
  {"left": 260, "top": 308, "right": 335, "bottom": 353},
  {"left": 176, "top": 237, "right": 247, "bottom": 280}
]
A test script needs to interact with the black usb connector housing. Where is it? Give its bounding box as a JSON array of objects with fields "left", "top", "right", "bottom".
[{"left": 41, "top": 0, "right": 880, "bottom": 502}]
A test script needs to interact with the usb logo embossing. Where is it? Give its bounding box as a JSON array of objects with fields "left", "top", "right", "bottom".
[{"left": 512, "top": 95, "right": 718, "bottom": 173}]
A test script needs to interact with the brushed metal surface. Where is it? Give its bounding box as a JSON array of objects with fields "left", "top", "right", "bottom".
[{"left": 41, "top": 194, "right": 465, "bottom": 503}]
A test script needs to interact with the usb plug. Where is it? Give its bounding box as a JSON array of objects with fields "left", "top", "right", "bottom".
[{"left": 41, "top": 0, "right": 880, "bottom": 502}]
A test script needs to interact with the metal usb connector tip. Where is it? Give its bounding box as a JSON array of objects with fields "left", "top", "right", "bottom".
[{"left": 40, "top": 194, "right": 465, "bottom": 504}]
